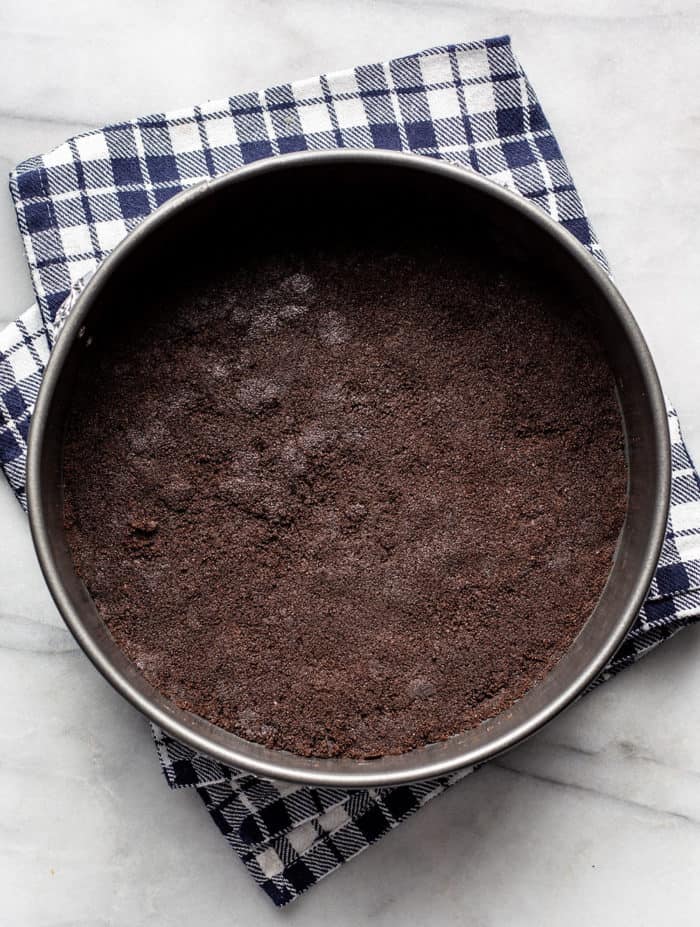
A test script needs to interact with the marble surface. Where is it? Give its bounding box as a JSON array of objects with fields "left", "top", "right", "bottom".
[{"left": 1, "top": 1, "right": 700, "bottom": 923}]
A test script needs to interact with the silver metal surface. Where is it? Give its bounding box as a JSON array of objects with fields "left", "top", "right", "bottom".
[{"left": 26, "top": 150, "right": 670, "bottom": 787}]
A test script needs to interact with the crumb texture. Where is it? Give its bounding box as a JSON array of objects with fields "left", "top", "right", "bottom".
[{"left": 63, "top": 244, "right": 627, "bottom": 759}]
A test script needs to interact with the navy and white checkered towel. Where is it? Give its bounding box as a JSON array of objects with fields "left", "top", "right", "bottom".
[{"left": 2, "top": 35, "right": 700, "bottom": 906}]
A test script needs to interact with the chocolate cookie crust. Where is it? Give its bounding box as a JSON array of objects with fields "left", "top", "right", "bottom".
[{"left": 63, "top": 242, "right": 627, "bottom": 759}]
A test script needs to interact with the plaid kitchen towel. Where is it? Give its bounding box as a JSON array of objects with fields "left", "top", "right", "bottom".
[{"left": 2, "top": 35, "right": 700, "bottom": 906}]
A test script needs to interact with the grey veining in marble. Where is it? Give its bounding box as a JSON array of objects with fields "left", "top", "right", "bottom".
[{"left": 1, "top": 2, "right": 699, "bottom": 924}]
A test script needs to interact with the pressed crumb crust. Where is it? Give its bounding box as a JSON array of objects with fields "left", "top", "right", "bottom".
[{"left": 63, "top": 243, "right": 627, "bottom": 759}]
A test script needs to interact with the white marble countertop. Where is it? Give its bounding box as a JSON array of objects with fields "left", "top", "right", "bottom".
[{"left": 1, "top": 2, "right": 699, "bottom": 924}]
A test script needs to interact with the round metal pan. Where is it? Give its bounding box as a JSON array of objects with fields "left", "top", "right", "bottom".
[{"left": 26, "top": 150, "right": 670, "bottom": 787}]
